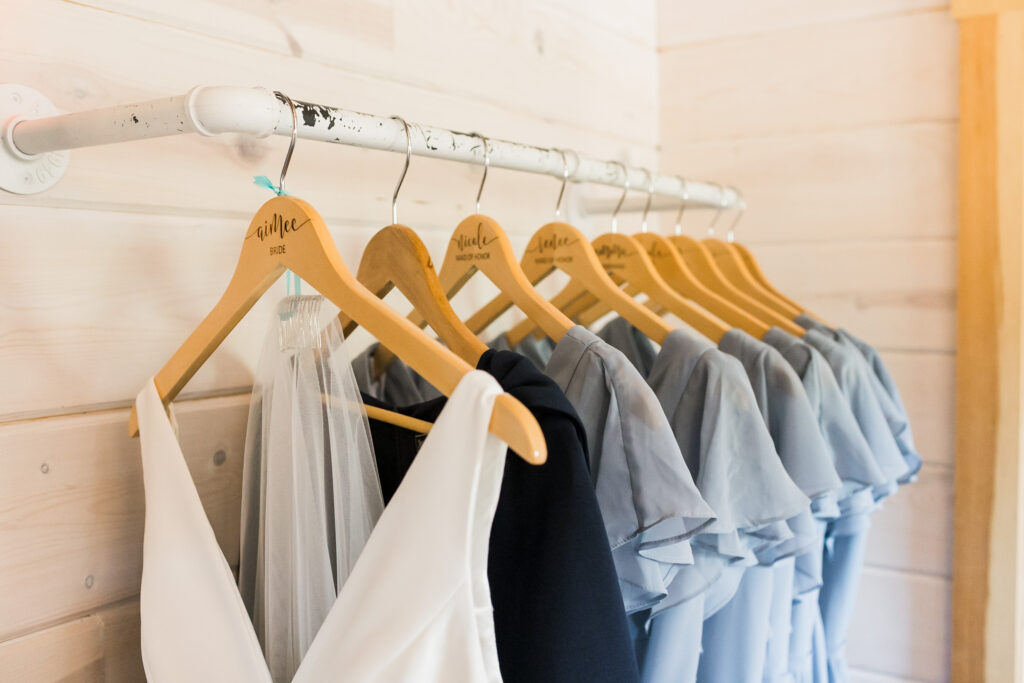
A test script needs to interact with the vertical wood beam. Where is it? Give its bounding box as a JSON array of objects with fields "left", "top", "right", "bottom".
[{"left": 953, "top": 6, "right": 1024, "bottom": 682}]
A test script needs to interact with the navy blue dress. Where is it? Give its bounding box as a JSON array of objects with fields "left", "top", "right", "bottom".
[{"left": 358, "top": 348, "right": 641, "bottom": 683}]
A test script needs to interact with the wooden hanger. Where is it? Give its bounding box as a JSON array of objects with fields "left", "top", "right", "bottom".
[
  {"left": 703, "top": 237, "right": 796, "bottom": 315},
  {"left": 565, "top": 280, "right": 642, "bottom": 328},
  {"left": 531, "top": 172, "right": 770, "bottom": 340},
  {"left": 427, "top": 135, "right": 574, "bottom": 342},
  {"left": 732, "top": 241, "right": 833, "bottom": 325},
  {"left": 582, "top": 169, "right": 728, "bottom": 342},
  {"left": 561, "top": 232, "right": 774, "bottom": 338},
  {"left": 338, "top": 117, "right": 488, "bottom": 376},
  {"left": 504, "top": 279, "right": 589, "bottom": 346},
  {"left": 467, "top": 155, "right": 674, "bottom": 346},
  {"left": 322, "top": 392, "right": 435, "bottom": 435},
  {"left": 696, "top": 187, "right": 806, "bottom": 317},
  {"left": 699, "top": 194, "right": 802, "bottom": 318},
  {"left": 484, "top": 220, "right": 675, "bottom": 345},
  {"left": 434, "top": 213, "right": 575, "bottom": 340},
  {"left": 635, "top": 233, "right": 771, "bottom": 334},
  {"left": 129, "top": 98, "right": 545, "bottom": 465},
  {"left": 664, "top": 185, "right": 805, "bottom": 336},
  {"left": 341, "top": 224, "right": 489, "bottom": 374},
  {"left": 734, "top": 242, "right": 801, "bottom": 310},
  {"left": 671, "top": 235, "right": 803, "bottom": 336}
]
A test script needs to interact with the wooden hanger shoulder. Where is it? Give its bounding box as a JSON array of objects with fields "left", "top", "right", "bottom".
[
  {"left": 733, "top": 242, "right": 824, "bottom": 321},
  {"left": 632, "top": 232, "right": 771, "bottom": 337},
  {"left": 703, "top": 237, "right": 802, "bottom": 318},
  {"left": 516, "top": 222, "right": 672, "bottom": 344},
  {"left": 668, "top": 234, "right": 805, "bottom": 336},
  {"left": 437, "top": 214, "right": 572, "bottom": 341},
  {"left": 591, "top": 232, "right": 729, "bottom": 343},
  {"left": 504, "top": 279, "right": 589, "bottom": 347},
  {"left": 340, "top": 223, "right": 487, "bottom": 368}
]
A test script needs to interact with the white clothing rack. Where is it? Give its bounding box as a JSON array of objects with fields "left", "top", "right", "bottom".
[{"left": 0, "top": 84, "right": 741, "bottom": 211}]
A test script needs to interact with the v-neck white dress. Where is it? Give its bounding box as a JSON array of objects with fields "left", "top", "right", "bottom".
[{"left": 136, "top": 370, "right": 506, "bottom": 682}]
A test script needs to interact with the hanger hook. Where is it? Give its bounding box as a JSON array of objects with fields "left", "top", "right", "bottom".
[
  {"left": 273, "top": 91, "right": 299, "bottom": 195},
  {"left": 724, "top": 185, "right": 745, "bottom": 243},
  {"left": 553, "top": 148, "right": 573, "bottom": 219},
  {"left": 706, "top": 182, "right": 727, "bottom": 237},
  {"left": 639, "top": 167, "right": 654, "bottom": 233},
  {"left": 673, "top": 175, "right": 689, "bottom": 236},
  {"left": 469, "top": 132, "right": 490, "bottom": 213},
  {"left": 609, "top": 161, "right": 631, "bottom": 234},
  {"left": 390, "top": 115, "right": 412, "bottom": 224}
]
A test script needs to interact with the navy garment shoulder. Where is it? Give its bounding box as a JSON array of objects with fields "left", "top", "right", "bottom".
[{"left": 360, "top": 348, "right": 640, "bottom": 683}]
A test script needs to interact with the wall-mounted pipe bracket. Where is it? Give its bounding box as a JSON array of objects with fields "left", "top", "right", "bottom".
[{"left": 0, "top": 85, "right": 68, "bottom": 194}]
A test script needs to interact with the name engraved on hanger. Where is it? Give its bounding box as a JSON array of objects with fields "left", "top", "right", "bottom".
[
  {"left": 524, "top": 231, "right": 579, "bottom": 265},
  {"left": 453, "top": 222, "right": 498, "bottom": 261},
  {"left": 525, "top": 232, "right": 579, "bottom": 255},
  {"left": 594, "top": 243, "right": 631, "bottom": 269},
  {"left": 645, "top": 243, "right": 669, "bottom": 259},
  {"left": 246, "top": 213, "right": 311, "bottom": 255}
]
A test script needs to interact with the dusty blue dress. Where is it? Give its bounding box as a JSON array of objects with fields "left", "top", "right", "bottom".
[
  {"left": 762, "top": 327, "right": 888, "bottom": 682},
  {"left": 598, "top": 320, "right": 809, "bottom": 683},
  {"left": 795, "top": 321, "right": 913, "bottom": 683},
  {"left": 699, "top": 329, "right": 841, "bottom": 683},
  {"left": 542, "top": 326, "right": 717, "bottom": 613}
]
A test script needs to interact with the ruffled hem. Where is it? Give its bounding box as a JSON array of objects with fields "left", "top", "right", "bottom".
[
  {"left": 754, "top": 510, "right": 818, "bottom": 565},
  {"left": 613, "top": 538, "right": 694, "bottom": 615},
  {"left": 811, "top": 492, "right": 841, "bottom": 520}
]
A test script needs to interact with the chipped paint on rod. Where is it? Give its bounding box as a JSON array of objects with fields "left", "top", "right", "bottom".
[{"left": 9, "top": 85, "right": 740, "bottom": 208}]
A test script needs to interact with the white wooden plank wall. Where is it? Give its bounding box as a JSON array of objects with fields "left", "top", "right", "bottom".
[
  {"left": 2, "top": 1, "right": 957, "bottom": 679},
  {"left": 657, "top": 2, "right": 957, "bottom": 681},
  {"left": 0, "top": 1, "right": 659, "bottom": 678}
]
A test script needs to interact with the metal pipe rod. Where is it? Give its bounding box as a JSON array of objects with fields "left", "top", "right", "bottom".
[{"left": 8, "top": 85, "right": 740, "bottom": 209}]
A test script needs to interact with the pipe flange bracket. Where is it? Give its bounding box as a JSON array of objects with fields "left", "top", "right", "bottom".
[{"left": 0, "top": 85, "right": 68, "bottom": 194}]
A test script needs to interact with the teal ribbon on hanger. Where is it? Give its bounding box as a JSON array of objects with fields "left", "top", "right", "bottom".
[
  {"left": 253, "top": 175, "right": 288, "bottom": 196},
  {"left": 253, "top": 175, "right": 301, "bottom": 296}
]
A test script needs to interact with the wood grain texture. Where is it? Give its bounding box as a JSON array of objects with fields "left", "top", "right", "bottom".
[
  {"left": 847, "top": 568, "right": 951, "bottom": 681},
  {"left": 548, "top": 0, "right": 657, "bottom": 46},
  {"left": 1, "top": 0, "right": 658, "bottom": 227},
  {"left": 4, "top": 0, "right": 656, "bottom": 147},
  {"left": 0, "top": 601, "right": 143, "bottom": 683},
  {"left": 0, "top": 0, "right": 960, "bottom": 678},
  {"left": 0, "top": 206, "right": 278, "bottom": 418},
  {"left": 952, "top": 11, "right": 1024, "bottom": 682},
  {"left": 658, "top": 0, "right": 947, "bottom": 46},
  {"left": 660, "top": 123, "right": 957, "bottom": 244},
  {"left": 0, "top": 394, "right": 249, "bottom": 641},
  {"left": 71, "top": 0, "right": 659, "bottom": 137},
  {"left": 660, "top": 10, "right": 958, "bottom": 144},
  {"left": 952, "top": 0, "right": 1024, "bottom": 15},
  {"left": 0, "top": 0, "right": 666, "bottom": 673}
]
